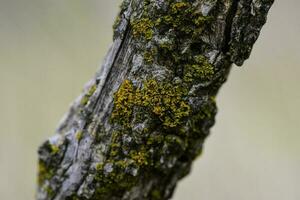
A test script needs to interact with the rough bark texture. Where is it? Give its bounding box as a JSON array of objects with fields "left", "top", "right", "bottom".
[{"left": 37, "top": 0, "right": 274, "bottom": 199}]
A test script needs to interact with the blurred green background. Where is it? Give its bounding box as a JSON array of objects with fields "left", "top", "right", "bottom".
[{"left": 0, "top": 0, "right": 299, "bottom": 199}]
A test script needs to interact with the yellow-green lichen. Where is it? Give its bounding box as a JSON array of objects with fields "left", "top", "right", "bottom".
[
  {"left": 38, "top": 160, "right": 54, "bottom": 186},
  {"left": 44, "top": 185, "right": 54, "bottom": 198},
  {"left": 107, "top": 131, "right": 150, "bottom": 167},
  {"left": 143, "top": 47, "right": 157, "bottom": 64},
  {"left": 111, "top": 80, "right": 135, "bottom": 127},
  {"left": 112, "top": 79, "right": 191, "bottom": 128},
  {"left": 50, "top": 144, "right": 59, "bottom": 155},
  {"left": 80, "top": 84, "right": 97, "bottom": 106},
  {"left": 171, "top": 2, "right": 189, "bottom": 13},
  {"left": 183, "top": 55, "right": 214, "bottom": 83},
  {"left": 75, "top": 131, "right": 83, "bottom": 141},
  {"left": 113, "top": 16, "right": 121, "bottom": 31},
  {"left": 161, "top": 1, "right": 211, "bottom": 35},
  {"left": 130, "top": 150, "right": 149, "bottom": 166},
  {"left": 136, "top": 79, "right": 190, "bottom": 128},
  {"left": 132, "top": 18, "right": 154, "bottom": 40},
  {"left": 132, "top": 0, "right": 213, "bottom": 71}
]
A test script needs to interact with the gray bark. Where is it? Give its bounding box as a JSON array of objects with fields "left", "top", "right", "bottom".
[{"left": 37, "top": 0, "right": 274, "bottom": 199}]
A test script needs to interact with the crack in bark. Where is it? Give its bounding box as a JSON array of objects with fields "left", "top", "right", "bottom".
[{"left": 222, "top": 0, "right": 240, "bottom": 54}]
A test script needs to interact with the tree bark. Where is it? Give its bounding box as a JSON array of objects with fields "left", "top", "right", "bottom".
[{"left": 37, "top": 0, "right": 274, "bottom": 199}]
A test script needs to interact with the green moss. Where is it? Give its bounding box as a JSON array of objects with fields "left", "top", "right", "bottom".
[
  {"left": 147, "top": 134, "right": 164, "bottom": 145},
  {"left": 151, "top": 189, "right": 162, "bottom": 200},
  {"left": 94, "top": 159, "right": 139, "bottom": 198},
  {"left": 93, "top": 129, "right": 146, "bottom": 197},
  {"left": 188, "top": 97, "right": 216, "bottom": 136},
  {"left": 165, "top": 135, "right": 186, "bottom": 151},
  {"left": 92, "top": 129, "right": 162, "bottom": 198}
]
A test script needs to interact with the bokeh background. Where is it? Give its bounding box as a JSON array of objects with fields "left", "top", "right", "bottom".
[{"left": 0, "top": 0, "right": 299, "bottom": 199}]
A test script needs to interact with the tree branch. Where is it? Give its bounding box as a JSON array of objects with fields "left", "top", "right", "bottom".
[{"left": 37, "top": 0, "right": 274, "bottom": 199}]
